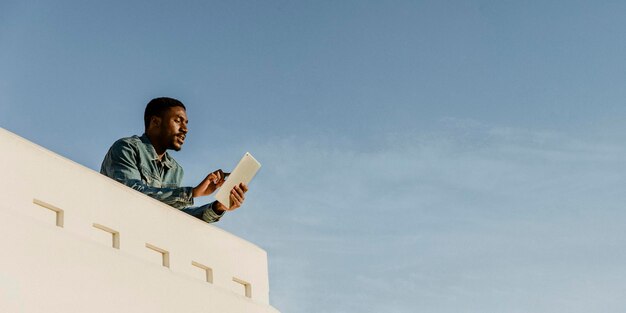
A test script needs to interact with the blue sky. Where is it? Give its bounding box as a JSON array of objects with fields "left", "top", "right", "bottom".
[{"left": 2, "top": 1, "right": 626, "bottom": 312}]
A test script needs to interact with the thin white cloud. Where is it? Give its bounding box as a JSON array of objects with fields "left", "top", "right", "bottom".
[{"left": 214, "top": 121, "right": 626, "bottom": 313}]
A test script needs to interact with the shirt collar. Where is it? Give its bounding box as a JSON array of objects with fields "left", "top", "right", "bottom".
[{"left": 139, "top": 133, "right": 175, "bottom": 169}]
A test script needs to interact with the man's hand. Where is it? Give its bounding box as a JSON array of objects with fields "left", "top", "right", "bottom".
[
  {"left": 213, "top": 183, "right": 248, "bottom": 213},
  {"left": 192, "top": 169, "right": 227, "bottom": 198}
]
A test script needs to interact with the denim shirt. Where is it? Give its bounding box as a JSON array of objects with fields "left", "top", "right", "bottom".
[{"left": 100, "top": 134, "right": 223, "bottom": 223}]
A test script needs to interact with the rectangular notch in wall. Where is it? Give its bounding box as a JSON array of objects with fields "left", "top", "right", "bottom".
[
  {"left": 232, "top": 277, "right": 252, "bottom": 298},
  {"left": 145, "top": 243, "right": 170, "bottom": 268},
  {"left": 33, "top": 199, "right": 64, "bottom": 227},
  {"left": 191, "top": 261, "right": 214, "bottom": 283},
  {"left": 92, "top": 223, "right": 120, "bottom": 249}
]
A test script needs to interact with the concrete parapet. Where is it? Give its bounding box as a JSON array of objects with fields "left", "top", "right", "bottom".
[{"left": 0, "top": 127, "right": 279, "bottom": 313}]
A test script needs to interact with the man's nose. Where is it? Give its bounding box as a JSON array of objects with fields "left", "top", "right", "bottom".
[{"left": 180, "top": 124, "right": 188, "bottom": 133}]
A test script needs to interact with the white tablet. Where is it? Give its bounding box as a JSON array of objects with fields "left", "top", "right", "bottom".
[{"left": 215, "top": 152, "right": 261, "bottom": 208}]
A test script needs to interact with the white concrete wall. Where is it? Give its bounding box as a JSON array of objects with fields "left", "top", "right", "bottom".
[{"left": 0, "top": 128, "right": 280, "bottom": 313}]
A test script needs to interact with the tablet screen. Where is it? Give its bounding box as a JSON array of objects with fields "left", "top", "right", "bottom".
[{"left": 215, "top": 152, "right": 261, "bottom": 208}]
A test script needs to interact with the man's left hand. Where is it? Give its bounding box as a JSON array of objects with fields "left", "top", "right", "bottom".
[{"left": 214, "top": 183, "right": 248, "bottom": 213}]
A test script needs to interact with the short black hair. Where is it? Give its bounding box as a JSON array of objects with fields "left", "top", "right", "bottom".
[{"left": 144, "top": 97, "right": 186, "bottom": 130}]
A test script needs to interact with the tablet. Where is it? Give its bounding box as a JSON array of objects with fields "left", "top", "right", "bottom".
[{"left": 215, "top": 152, "right": 261, "bottom": 208}]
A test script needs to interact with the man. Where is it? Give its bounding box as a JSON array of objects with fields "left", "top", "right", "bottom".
[{"left": 100, "top": 97, "right": 247, "bottom": 223}]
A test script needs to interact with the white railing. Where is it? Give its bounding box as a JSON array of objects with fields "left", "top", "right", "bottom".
[{"left": 0, "top": 127, "right": 278, "bottom": 313}]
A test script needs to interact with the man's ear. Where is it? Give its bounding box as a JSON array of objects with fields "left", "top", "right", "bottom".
[{"left": 150, "top": 116, "right": 162, "bottom": 129}]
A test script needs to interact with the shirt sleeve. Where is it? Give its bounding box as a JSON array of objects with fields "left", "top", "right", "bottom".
[
  {"left": 101, "top": 139, "right": 194, "bottom": 209},
  {"left": 180, "top": 201, "right": 225, "bottom": 224},
  {"left": 202, "top": 201, "right": 225, "bottom": 223}
]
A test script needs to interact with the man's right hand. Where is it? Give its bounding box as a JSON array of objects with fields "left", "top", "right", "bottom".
[{"left": 192, "top": 169, "right": 227, "bottom": 198}]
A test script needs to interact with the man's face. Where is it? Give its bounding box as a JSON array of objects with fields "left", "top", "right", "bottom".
[{"left": 157, "top": 106, "right": 188, "bottom": 151}]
